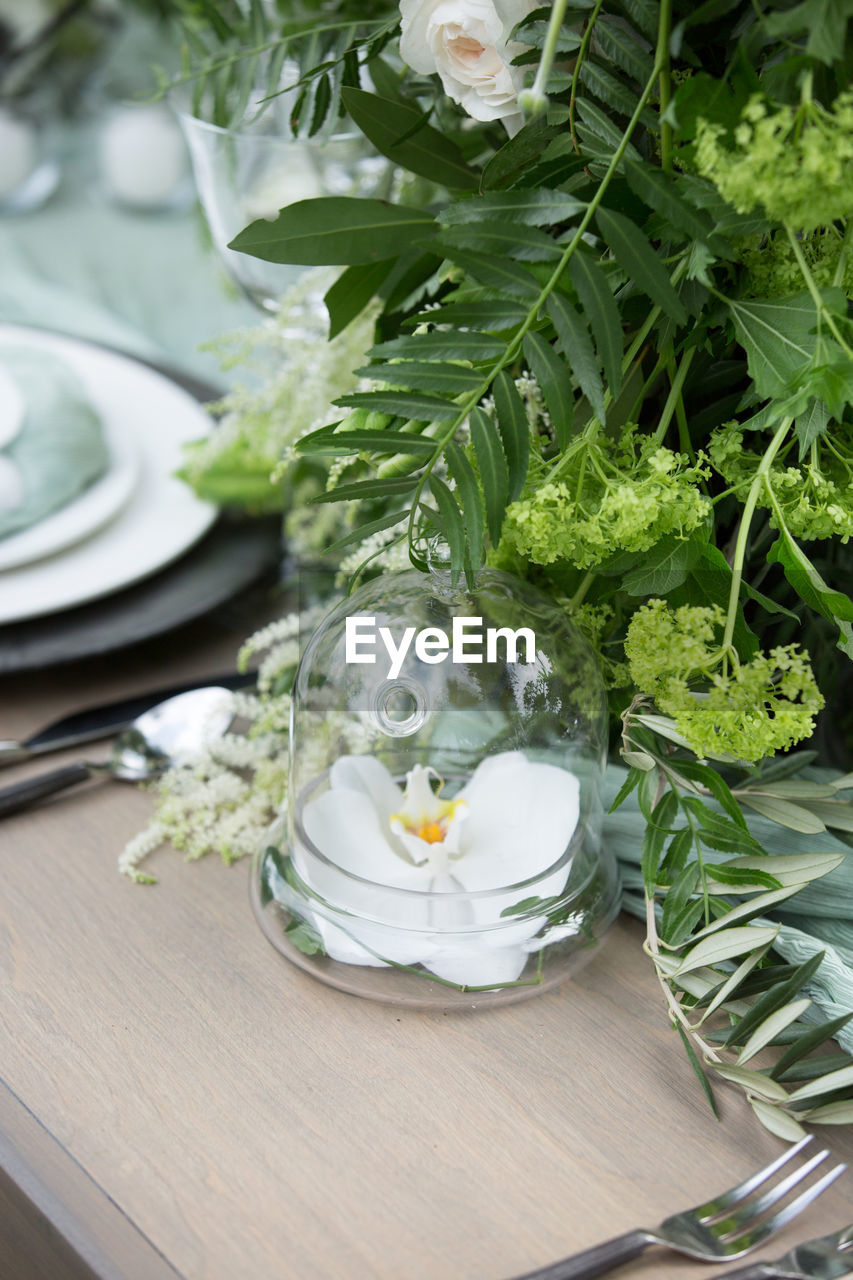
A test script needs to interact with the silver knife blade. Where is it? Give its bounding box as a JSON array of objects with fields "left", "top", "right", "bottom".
[
  {"left": 715, "top": 1223, "right": 853, "bottom": 1280},
  {"left": 0, "top": 670, "right": 256, "bottom": 767}
]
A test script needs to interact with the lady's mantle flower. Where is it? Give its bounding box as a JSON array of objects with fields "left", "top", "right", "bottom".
[
  {"left": 710, "top": 424, "right": 853, "bottom": 544},
  {"left": 296, "top": 751, "right": 580, "bottom": 987},
  {"left": 695, "top": 92, "right": 853, "bottom": 231},
  {"left": 501, "top": 429, "right": 710, "bottom": 569},
  {"left": 625, "top": 600, "right": 824, "bottom": 762},
  {"left": 399, "top": 0, "right": 536, "bottom": 124}
]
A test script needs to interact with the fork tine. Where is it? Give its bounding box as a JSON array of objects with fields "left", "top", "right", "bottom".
[
  {"left": 695, "top": 1136, "right": 814, "bottom": 1219},
  {"left": 726, "top": 1161, "right": 847, "bottom": 1252},
  {"left": 715, "top": 1148, "right": 830, "bottom": 1232}
]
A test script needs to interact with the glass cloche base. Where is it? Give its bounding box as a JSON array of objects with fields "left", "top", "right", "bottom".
[
  {"left": 252, "top": 823, "right": 620, "bottom": 1009},
  {"left": 252, "top": 567, "right": 621, "bottom": 1009}
]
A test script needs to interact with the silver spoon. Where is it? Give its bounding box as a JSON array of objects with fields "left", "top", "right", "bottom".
[{"left": 0, "top": 687, "right": 235, "bottom": 818}]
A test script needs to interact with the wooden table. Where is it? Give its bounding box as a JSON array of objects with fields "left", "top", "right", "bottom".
[{"left": 2, "top": 612, "right": 852, "bottom": 1280}]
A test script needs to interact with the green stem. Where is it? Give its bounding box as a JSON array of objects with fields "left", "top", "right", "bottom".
[
  {"left": 407, "top": 56, "right": 665, "bottom": 559},
  {"left": 569, "top": 570, "right": 595, "bottom": 608},
  {"left": 529, "top": 0, "right": 570, "bottom": 105},
  {"left": 653, "top": 348, "right": 695, "bottom": 445},
  {"left": 721, "top": 416, "right": 792, "bottom": 653},
  {"left": 657, "top": 0, "right": 673, "bottom": 170},
  {"left": 569, "top": 0, "right": 605, "bottom": 153},
  {"left": 832, "top": 220, "right": 853, "bottom": 289},
  {"left": 785, "top": 224, "right": 853, "bottom": 360}
]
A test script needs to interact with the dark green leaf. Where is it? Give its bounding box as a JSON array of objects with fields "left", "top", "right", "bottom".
[
  {"left": 371, "top": 331, "right": 506, "bottom": 363},
  {"left": 297, "top": 428, "right": 436, "bottom": 455},
  {"left": 429, "top": 474, "right": 467, "bottom": 574},
  {"left": 470, "top": 406, "right": 509, "bottom": 545},
  {"left": 596, "top": 206, "right": 687, "bottom": 324},
  {"left": 594, "top": 17, "right": 655, "bottom": 82},
  {"left": 407, "top": 300, "right": 528, "bottom": 331},
  {"left": 326, "top": 509, "right": 409, "bottom": 555},
  {"left": 724, "top": 952, "right": 826, "bottom": 1049},
  {"left": 623, "top": 159, "right": 723, "bottom": 249},
  {"left": 229, "top": 198, "right": 436, "bottom": 266},
  {"left": 661, "top": 863, "right": 702, "bottom": 944},
  {"left": 616, "top": 0, "right": 657, "bottom": 40},
  {"left": 522, "top": 332, "right": 574, "bottom": 450},
  {"left": 446, "top": 441, "right": 484, "bottom": 567},
  {"left": 660, "top": 827, "right": 694, "bottom": 881},
  {"left": 609, "top": 766, "right": 642, "bottom": 812},
  {"left": 440, "top": 189, "right": 585, "bottom": 227},
  {"left": 481, "top": 113, "right": 556, "bottom": 190},
  {"left": 335, "top": 391, "right": 459, "bottom": 420},
  {"left": 548, "top": 293, "right": 606, "bottom": 424},
  {"left": 434, "top": 221, "right": 561, "bottom": 262},
  {"left": 578, "top": 61, "right": 658, "bottom": 125},
  {"left": 285, "top": 919, "right": 324, "bottom": 955},
  {"left": 767, "top": 525, "right": 853, "bottom": 659},
  {"left": 325, "top": 260, "right": 396, "bottom": 339},
  {"left": 669, "top": 542, "right": 759, "bottom": 661},
  {"left": 763, "top": 0, "right": 853, "bottom": 64},
  {"left": 708, "top": 865, "right": 782, "bottom": 890},
  {"left": 727, "top": 291, "right": 845, "bottom": 400},
  {"left": 636, "top": 765, "right": 659, "bottom": 821},
  {"left": 795, "top": 398, "right": 830, "bottom": 458},
  {"left": 435, "top": 245, "right": 542, "bottom": 299},
  {"left": 492, "top": 371, "right": 530, "bottom": 503},
  {"left": 672, "top": 760, "right": 748, "bottom": 830},
  {"left": 641, "top": 790, "right": 678, "bottom": 892},
  {"left": 341, "top": 87, "right": 479, "bottom": 190},
  {"left": 772, "top": 1016, "right": 853, "bottom": 1079},
  {"left": 310, "top": 477, "right": 417, "bottom": 505},
  {"left": 568, "top": 249, "right": 623, "bottom": 395},
  {"left": 675, "top": 1021, "right": 720, "bottom": 1116},
  {"left": 623, "top": 533, "right": 703, "bottom": 596},
  {"left": 682, "top": 797, "right": 766, "bottom": 855},
  {"left": 354, "top": 362, "right": 482, "bottom": 396}
]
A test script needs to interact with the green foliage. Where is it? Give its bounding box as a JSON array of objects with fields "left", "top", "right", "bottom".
[{"left": 177, "top": 0, "right": 853, "bottom": 1130}]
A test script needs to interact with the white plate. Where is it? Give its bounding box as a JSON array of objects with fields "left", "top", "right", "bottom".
[
  {"left": 0, "top": 326, "right": 216, "bottom": 624},
  {"left": 0, "top": 414, "right": 139, "bottom": 571}
]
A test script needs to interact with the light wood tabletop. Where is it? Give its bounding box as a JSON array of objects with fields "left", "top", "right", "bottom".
[{"left": 2, "top": 612, "right": 852, "bottom": 1280}]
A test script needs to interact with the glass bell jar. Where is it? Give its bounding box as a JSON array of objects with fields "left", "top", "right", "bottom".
[{"left": 251, "top": 567, "right": 620, "bottom": 1008}]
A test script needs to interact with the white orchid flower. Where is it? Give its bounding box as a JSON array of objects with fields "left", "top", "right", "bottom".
[{"left": 296, "top": 751, "right": 581, "bottom": 988}]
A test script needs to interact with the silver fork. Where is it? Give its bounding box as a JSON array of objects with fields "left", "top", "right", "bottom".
[
  {"left": 512, "top": 1137, "right": 846, "bottom": 1280},
  {"left": 713, "top": 1223, "right": 853, "bottom": 1279}
]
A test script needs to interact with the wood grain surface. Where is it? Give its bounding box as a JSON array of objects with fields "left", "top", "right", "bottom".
[{"left": 1, "top": 618, "right": 852, "bottom": 1280}]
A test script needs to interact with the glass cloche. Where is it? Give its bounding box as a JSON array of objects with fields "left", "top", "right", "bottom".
[{"left": 251, "top": 568, "right": 620, "bottom": 1008}]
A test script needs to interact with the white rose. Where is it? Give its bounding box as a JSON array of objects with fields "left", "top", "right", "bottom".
[{"left": 399, "top": 0, "right": 536, "bottom": 124}]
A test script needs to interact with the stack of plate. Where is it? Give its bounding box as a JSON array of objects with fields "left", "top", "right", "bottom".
[{"left": 0, "top": 325, "right": 280, "bottom": 674}]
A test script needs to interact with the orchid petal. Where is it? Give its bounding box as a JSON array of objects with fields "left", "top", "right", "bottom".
[
  {"left": 329, "top": 754, "right": 403, "bottom": 821},
  {"left": 453, "top": 753, "right": 580, "bottom": 892},
  {"left": 301, "top": 788, "right": 428, "bottom": 891},
  {"left": 425, "top": 941, "right": 529, "bottom": 988}
]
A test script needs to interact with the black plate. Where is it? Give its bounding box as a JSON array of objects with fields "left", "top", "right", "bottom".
[{"left": 0, "top": 342, "right": 281, "bottom": 673}]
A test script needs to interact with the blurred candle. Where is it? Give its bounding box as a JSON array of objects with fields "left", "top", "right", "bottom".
[
  {"left": 0, "top": 108, "right": 37, "bottom": 201},
  {"left": 99, "top": 104, "right": 188, "bottom": 210}
]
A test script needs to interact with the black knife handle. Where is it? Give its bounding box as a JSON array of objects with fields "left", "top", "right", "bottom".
[
  {"left": 511, "top": 1231, "right": 652, "bottom": 1280},
  {"left": 0, "top": 763, "right": 96, "bottom": 817}
]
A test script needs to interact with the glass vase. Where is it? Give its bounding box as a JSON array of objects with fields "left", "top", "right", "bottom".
[
  {"left": 175, "top": 101, "right": 391, "bottom": 315},
  {"left": 251, "top": 568, "right": 621, "bottom": 1009}
]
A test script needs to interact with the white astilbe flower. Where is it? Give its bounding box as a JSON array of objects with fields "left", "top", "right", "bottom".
[
  {"left": 120, "top": 608, "right": 373, "bottom": 881},
  {"left": 181, "top": 281, "right": 381, "bottom": 513}
]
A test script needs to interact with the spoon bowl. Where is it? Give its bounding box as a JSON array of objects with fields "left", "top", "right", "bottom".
[{"left": 0, "top": 686, "right": 235, "bottom": 817}]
